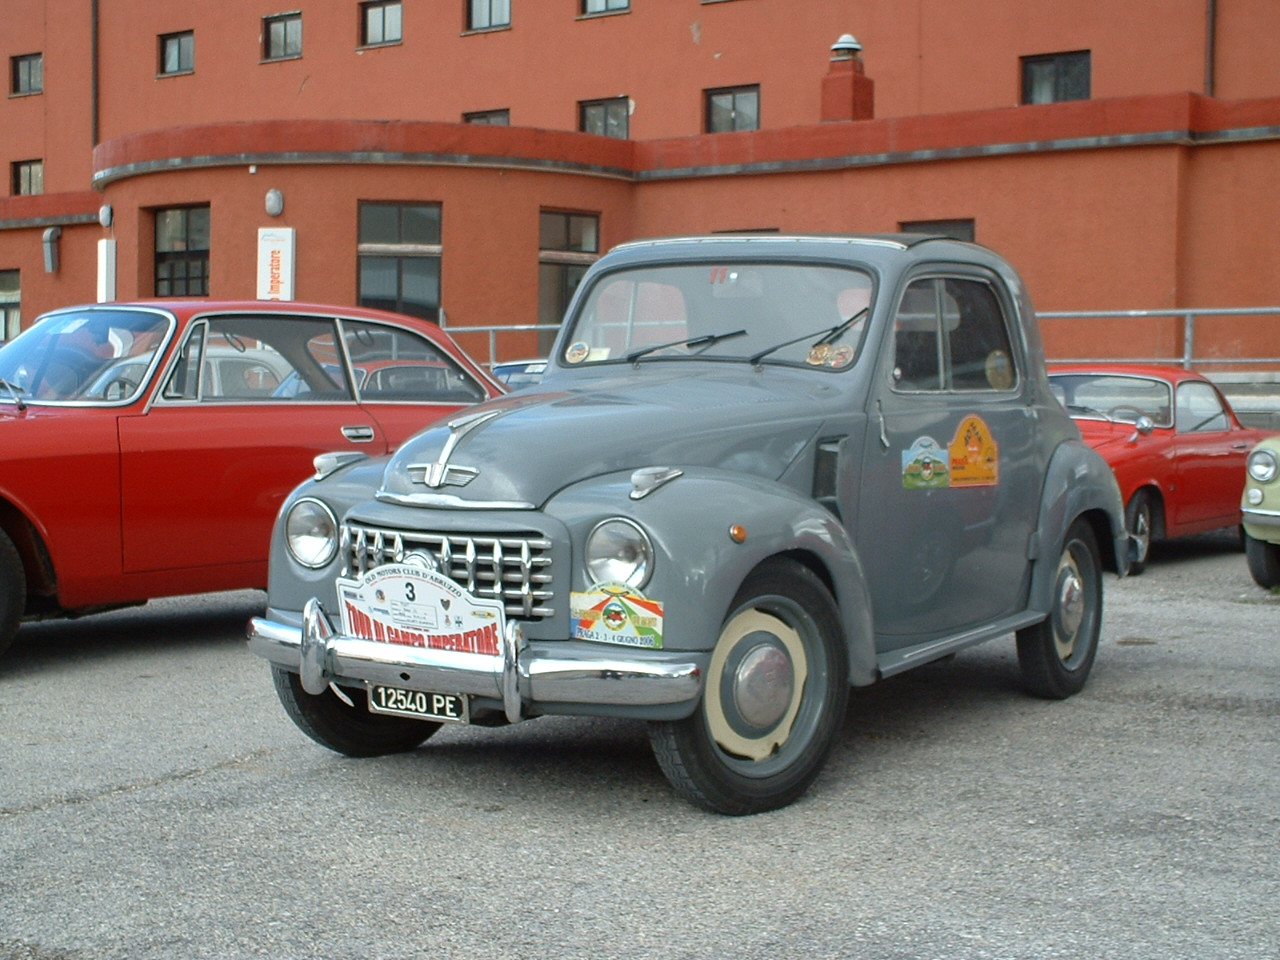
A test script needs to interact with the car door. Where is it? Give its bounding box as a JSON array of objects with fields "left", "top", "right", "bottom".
[
  {"left": 857, "top": 272, "right": 1042, "bottom": 645},
  {"left": 1168, "top": 380, "right": 1251, "bottom": 530},
  {"left": 118, "top": 314, "right": 389, "bottom": 575}
]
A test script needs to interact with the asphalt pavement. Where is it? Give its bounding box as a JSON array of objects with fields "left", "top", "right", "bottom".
[{"left": 1, "top": 531, "right": 1277, "bottom": 960}]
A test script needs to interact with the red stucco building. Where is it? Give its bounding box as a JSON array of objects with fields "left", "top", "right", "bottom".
[{"left": 3, "top": 0, "right": 1280, "bottom": 365}]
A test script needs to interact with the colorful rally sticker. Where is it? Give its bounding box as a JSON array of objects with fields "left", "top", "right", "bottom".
[
  {"left": 948, "top": 414, "right": 999, "bottom": 487},
  {"left": 902, "top": 436, "right": 950, "bottom": 489},
  {"left": 570, "top": 582, "right": 665, "bottom": 649}
]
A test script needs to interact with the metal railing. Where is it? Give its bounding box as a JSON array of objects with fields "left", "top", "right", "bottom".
[
  {"left": 444, "top": 307, "right": 1280, "bottom": 375},
  {"left": 1037, "top": 306, "right": 1280, "bottom": 374}
]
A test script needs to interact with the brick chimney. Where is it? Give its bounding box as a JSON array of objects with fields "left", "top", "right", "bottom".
[{"left": 821, "top": 34, "right": 874, "bottom": 122}]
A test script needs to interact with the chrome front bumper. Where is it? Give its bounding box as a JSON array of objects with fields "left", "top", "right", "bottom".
[
  {"left": 247, "top": 599, "right": 705, "bottom": 724},
  {"left": 1243, "top": 507, "right": 1280, "bottom": 536}
]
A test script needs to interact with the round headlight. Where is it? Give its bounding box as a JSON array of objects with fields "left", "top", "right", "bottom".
[
  {"left": 284, "top": 497, "right": 339, "bottom": 569},
  {"left": 1247, "top": 448, "right": 1279, "bottom": 484},
  {"left": 585, "top": 518, "right": 654, "bottom": 589}
]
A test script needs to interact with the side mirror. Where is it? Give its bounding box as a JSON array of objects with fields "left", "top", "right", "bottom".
[{"left": 1128, "top": 415, "right": 1155, "bottom": 442}]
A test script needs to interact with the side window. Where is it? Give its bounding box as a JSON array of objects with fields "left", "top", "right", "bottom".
[
  {"left": 945, "top": 278, "right": 1015, "bottom": 390},
  {"left": 341, "top": 320, "right": 485, "bottom": 403},
  {"left": 1176, "top": 381, "right": 1229, "bottom": 433},
  {"left": 893, "top": 277, "right": 1016, "bottom": 392},
  {"left": 163, "top": 316, "right": 350, "bottom": 402},
  {"left": 892, "top": 281, "right": 942, "bottom": 390}
]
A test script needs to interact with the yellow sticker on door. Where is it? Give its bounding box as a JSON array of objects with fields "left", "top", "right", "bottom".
[{"left": 948, "top": 414, "right": 999, "bottom": 487}]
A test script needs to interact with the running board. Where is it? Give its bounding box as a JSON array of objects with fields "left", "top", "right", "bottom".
[{"left": 875, "top": 612, "right": 1045, "bottom": 679}]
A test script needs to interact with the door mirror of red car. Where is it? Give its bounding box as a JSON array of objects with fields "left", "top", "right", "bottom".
[{"left": 1128, "top": 415, "right": 1155, "bottom": 441}]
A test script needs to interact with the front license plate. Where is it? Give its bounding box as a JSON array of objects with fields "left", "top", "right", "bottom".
[{"left": 367, "top": 684, "right": 469, "bottom": 724}]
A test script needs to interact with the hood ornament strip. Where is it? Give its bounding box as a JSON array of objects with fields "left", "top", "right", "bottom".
[{"left": 408, "top": 408, "right": 503, "bottom": 489}]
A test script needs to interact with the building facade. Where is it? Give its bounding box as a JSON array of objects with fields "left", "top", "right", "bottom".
[{"left": 3, "top": 0, "right": 1280, "bottom": 364}]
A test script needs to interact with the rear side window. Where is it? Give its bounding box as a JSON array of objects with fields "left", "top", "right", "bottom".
[{"left": 892, "top": 277, "right": 1016, "bottom": 392}]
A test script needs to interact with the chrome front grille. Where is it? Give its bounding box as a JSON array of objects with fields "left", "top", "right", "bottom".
[{"left": 342, "top": 523, "right": 555, "bottom": 619}]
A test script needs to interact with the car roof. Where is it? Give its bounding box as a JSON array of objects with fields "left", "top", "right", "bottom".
[
  {"left": 40, "top": 299, "right": 437, "bottom": 325},
  {"left": 1046, "top": 362, "right": 1214, "bottom": 385}
]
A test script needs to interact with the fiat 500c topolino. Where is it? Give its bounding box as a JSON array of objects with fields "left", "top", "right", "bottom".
[{"left": 248, "top": 235, "right": 1129, "bottom": 815}]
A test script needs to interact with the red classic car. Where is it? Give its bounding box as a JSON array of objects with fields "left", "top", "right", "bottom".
[
  {"left": 1048, "top": 362, "right": 1272, "bottom": 572},
  {"left": 0, "top": 300, "right": 502, "bottom": 656}
]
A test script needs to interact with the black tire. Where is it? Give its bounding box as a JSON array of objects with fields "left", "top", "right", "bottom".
[
  {"left": 1125, "top": 490, "right": 1154, "bottom": 575},
  {"left": 1017, "top": 519, "right": 1103, "bottom": 700},
  {"left": 1244, "top": 531, "right": 1280, "bottom": 589},
  {"left": 0, "top": 528, "right": 24, "bottom": 658},
  {"left": 271, "top": 665, "right": 440, "bottom": 757},
  {"left": 647, "top": 558, "right": 849, "bottom": 815}
]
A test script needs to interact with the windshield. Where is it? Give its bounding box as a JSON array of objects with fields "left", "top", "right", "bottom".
[
  {"left": 561, "top": 262, "right": 874, "bottom": 370},
  {"left": 1048, "top": 373, "right": 1173, "bottom": 427},
  {"left": 0, "top": 309, "right": 173, "bottom": 403}
]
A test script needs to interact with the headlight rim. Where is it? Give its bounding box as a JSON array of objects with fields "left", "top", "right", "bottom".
[
  {"left": 584, "top": 516, "right": 655, "bottom": 591},
  {"left": 284, "top": 496, "right": 340, "bottom": 570},
  {"left": 1247, "top": 448, "right": 1279, "bottom": 484}
]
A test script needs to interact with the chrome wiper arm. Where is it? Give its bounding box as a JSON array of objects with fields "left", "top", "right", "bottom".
[
  {"left": 0, "top": 376, "right": 27, "bottom": 411},
  {"left": 747, "top": 308, "right": 868, "bottom": 366},
  {"left": 625, "top": 328, "right": 747, "bottom": 365}
]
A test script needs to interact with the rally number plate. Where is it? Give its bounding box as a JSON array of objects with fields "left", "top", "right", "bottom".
[{"left": 367, "top": 684, "right": 469, "bottom": 724}]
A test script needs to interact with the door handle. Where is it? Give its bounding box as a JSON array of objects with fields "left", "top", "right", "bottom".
[{"left": 342, "top": 424, "right": 376, "bottom": 443}]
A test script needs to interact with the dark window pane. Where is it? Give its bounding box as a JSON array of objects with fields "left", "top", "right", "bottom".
[
  {"left": 464, "top": 109, "right": 509, "bottom": 125},
  {"left": 1022, "top": 51, "right": 1090, "bottom": 104},
  {"left": 363, "top": 2, "right": 402, "bottom": 44},
  {"left": 358, "top": 204, "right": 400, "bottom": 244},
  {"left": 400, "top": 205, "right": 441, "bottom": 245},
  {"left": 12, "top": 54, "right": 43, "bottom": 94}
]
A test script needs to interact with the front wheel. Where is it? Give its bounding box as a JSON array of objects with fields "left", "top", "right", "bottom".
[
  {"left": 1244, "top": 531, "right": 1280, "bottom": 589},
  {"left": 648, "top": 558, "right": 849, "bottom": 815},
  {"left": 0, "top": 529, "right": 25, "bottom": 659},
  {"left": 271, "top": 665, "right": 440, "bottom": 757},
  {"left": 1016, "top": 519, "right": 1103, "bottom": 700},
  {"left": 1125, "top": 490, "right": 1154, "bottom": 575}
]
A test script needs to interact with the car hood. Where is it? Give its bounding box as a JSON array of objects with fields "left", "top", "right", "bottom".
[
  {"left": 379, "top": 367, "right": 834, "bottom": 507},
  {"left": 1070, "top": 417, "right": 1159, "bottom": 454}
]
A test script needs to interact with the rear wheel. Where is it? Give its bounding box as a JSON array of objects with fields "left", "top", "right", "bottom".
[
  {"left": 1244, "top": 532, "right": 1280, "bottom": 589},
  {"left": 0, "top": 529, "right": 24, "bottom": 658},
  {"left": 1017, "top": 519, "right": 1103, "bottom": 700},
  {"left": 271, "top": 665, "right": 440, "bottom": 757},
  {"left": 1125, "top": 490, "right": 1154, "bottom": 575},
  {"left": 648, "top": 558, "right": 849, "bottom": 815}
]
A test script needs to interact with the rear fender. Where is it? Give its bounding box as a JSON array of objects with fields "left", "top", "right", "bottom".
[{"left": 1029, "top": 440, "right": 1129, "bottom": 615}]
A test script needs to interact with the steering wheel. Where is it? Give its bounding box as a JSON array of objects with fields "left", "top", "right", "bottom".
[
  {"left": 1106, "top": 404, "right": 1148, "bottom": 422},
  {"left": 102, "top": 377, "right": 140, "bottom": 401}
]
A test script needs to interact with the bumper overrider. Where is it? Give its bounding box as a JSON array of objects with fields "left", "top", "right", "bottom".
[{"left": 247, "top": 598, "right": 705, "bottom": 724}]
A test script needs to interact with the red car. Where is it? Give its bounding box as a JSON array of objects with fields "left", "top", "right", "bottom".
[
  {"left": 0, "top": 300, "right": 502, "bottom": 656},
  {"left": 1048, "top": 363, "right": 1272, "bottom": 572}
]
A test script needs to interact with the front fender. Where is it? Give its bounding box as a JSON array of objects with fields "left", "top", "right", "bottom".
[
  {"left": 545, "top": 467, "right": 878, "bottom": 686},
  {"left": 1029, "top": 439, "right": 1129, "bottom": 615}
]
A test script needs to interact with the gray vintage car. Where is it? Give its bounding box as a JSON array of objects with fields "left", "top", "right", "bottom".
[{"left": 248, "top": 234, "right": 1128, "bottom": 814}]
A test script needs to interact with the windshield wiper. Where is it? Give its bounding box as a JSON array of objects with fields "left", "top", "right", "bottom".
[
  {"left": 625, "top": 329, "right": 747, "bottom": 365},
  {"left": 0, "top": 376, "right": 27, "bottom": 411},
  {"left": 747, "top": 308, "right": 868, "bottom": 366}
]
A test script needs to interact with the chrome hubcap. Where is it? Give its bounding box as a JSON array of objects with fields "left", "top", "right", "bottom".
[
  {"left": 1053, "top": 553, "right": 1085, "bottom": 660},
  {"left": 733, "top": 643, "right": 794, "bottom": 729}
]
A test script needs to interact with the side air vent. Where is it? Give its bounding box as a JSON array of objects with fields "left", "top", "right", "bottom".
[{"left": 813, "top": 438, "right": 845, "bottom": 520}]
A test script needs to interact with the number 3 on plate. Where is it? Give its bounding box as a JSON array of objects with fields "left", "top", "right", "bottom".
[{"left": 405, "top": 582, "right": 416, "bottom": 602}]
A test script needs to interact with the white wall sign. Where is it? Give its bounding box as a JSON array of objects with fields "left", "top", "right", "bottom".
[{"left": 256, "top": 227, "right": 296, "bottom": 300}]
